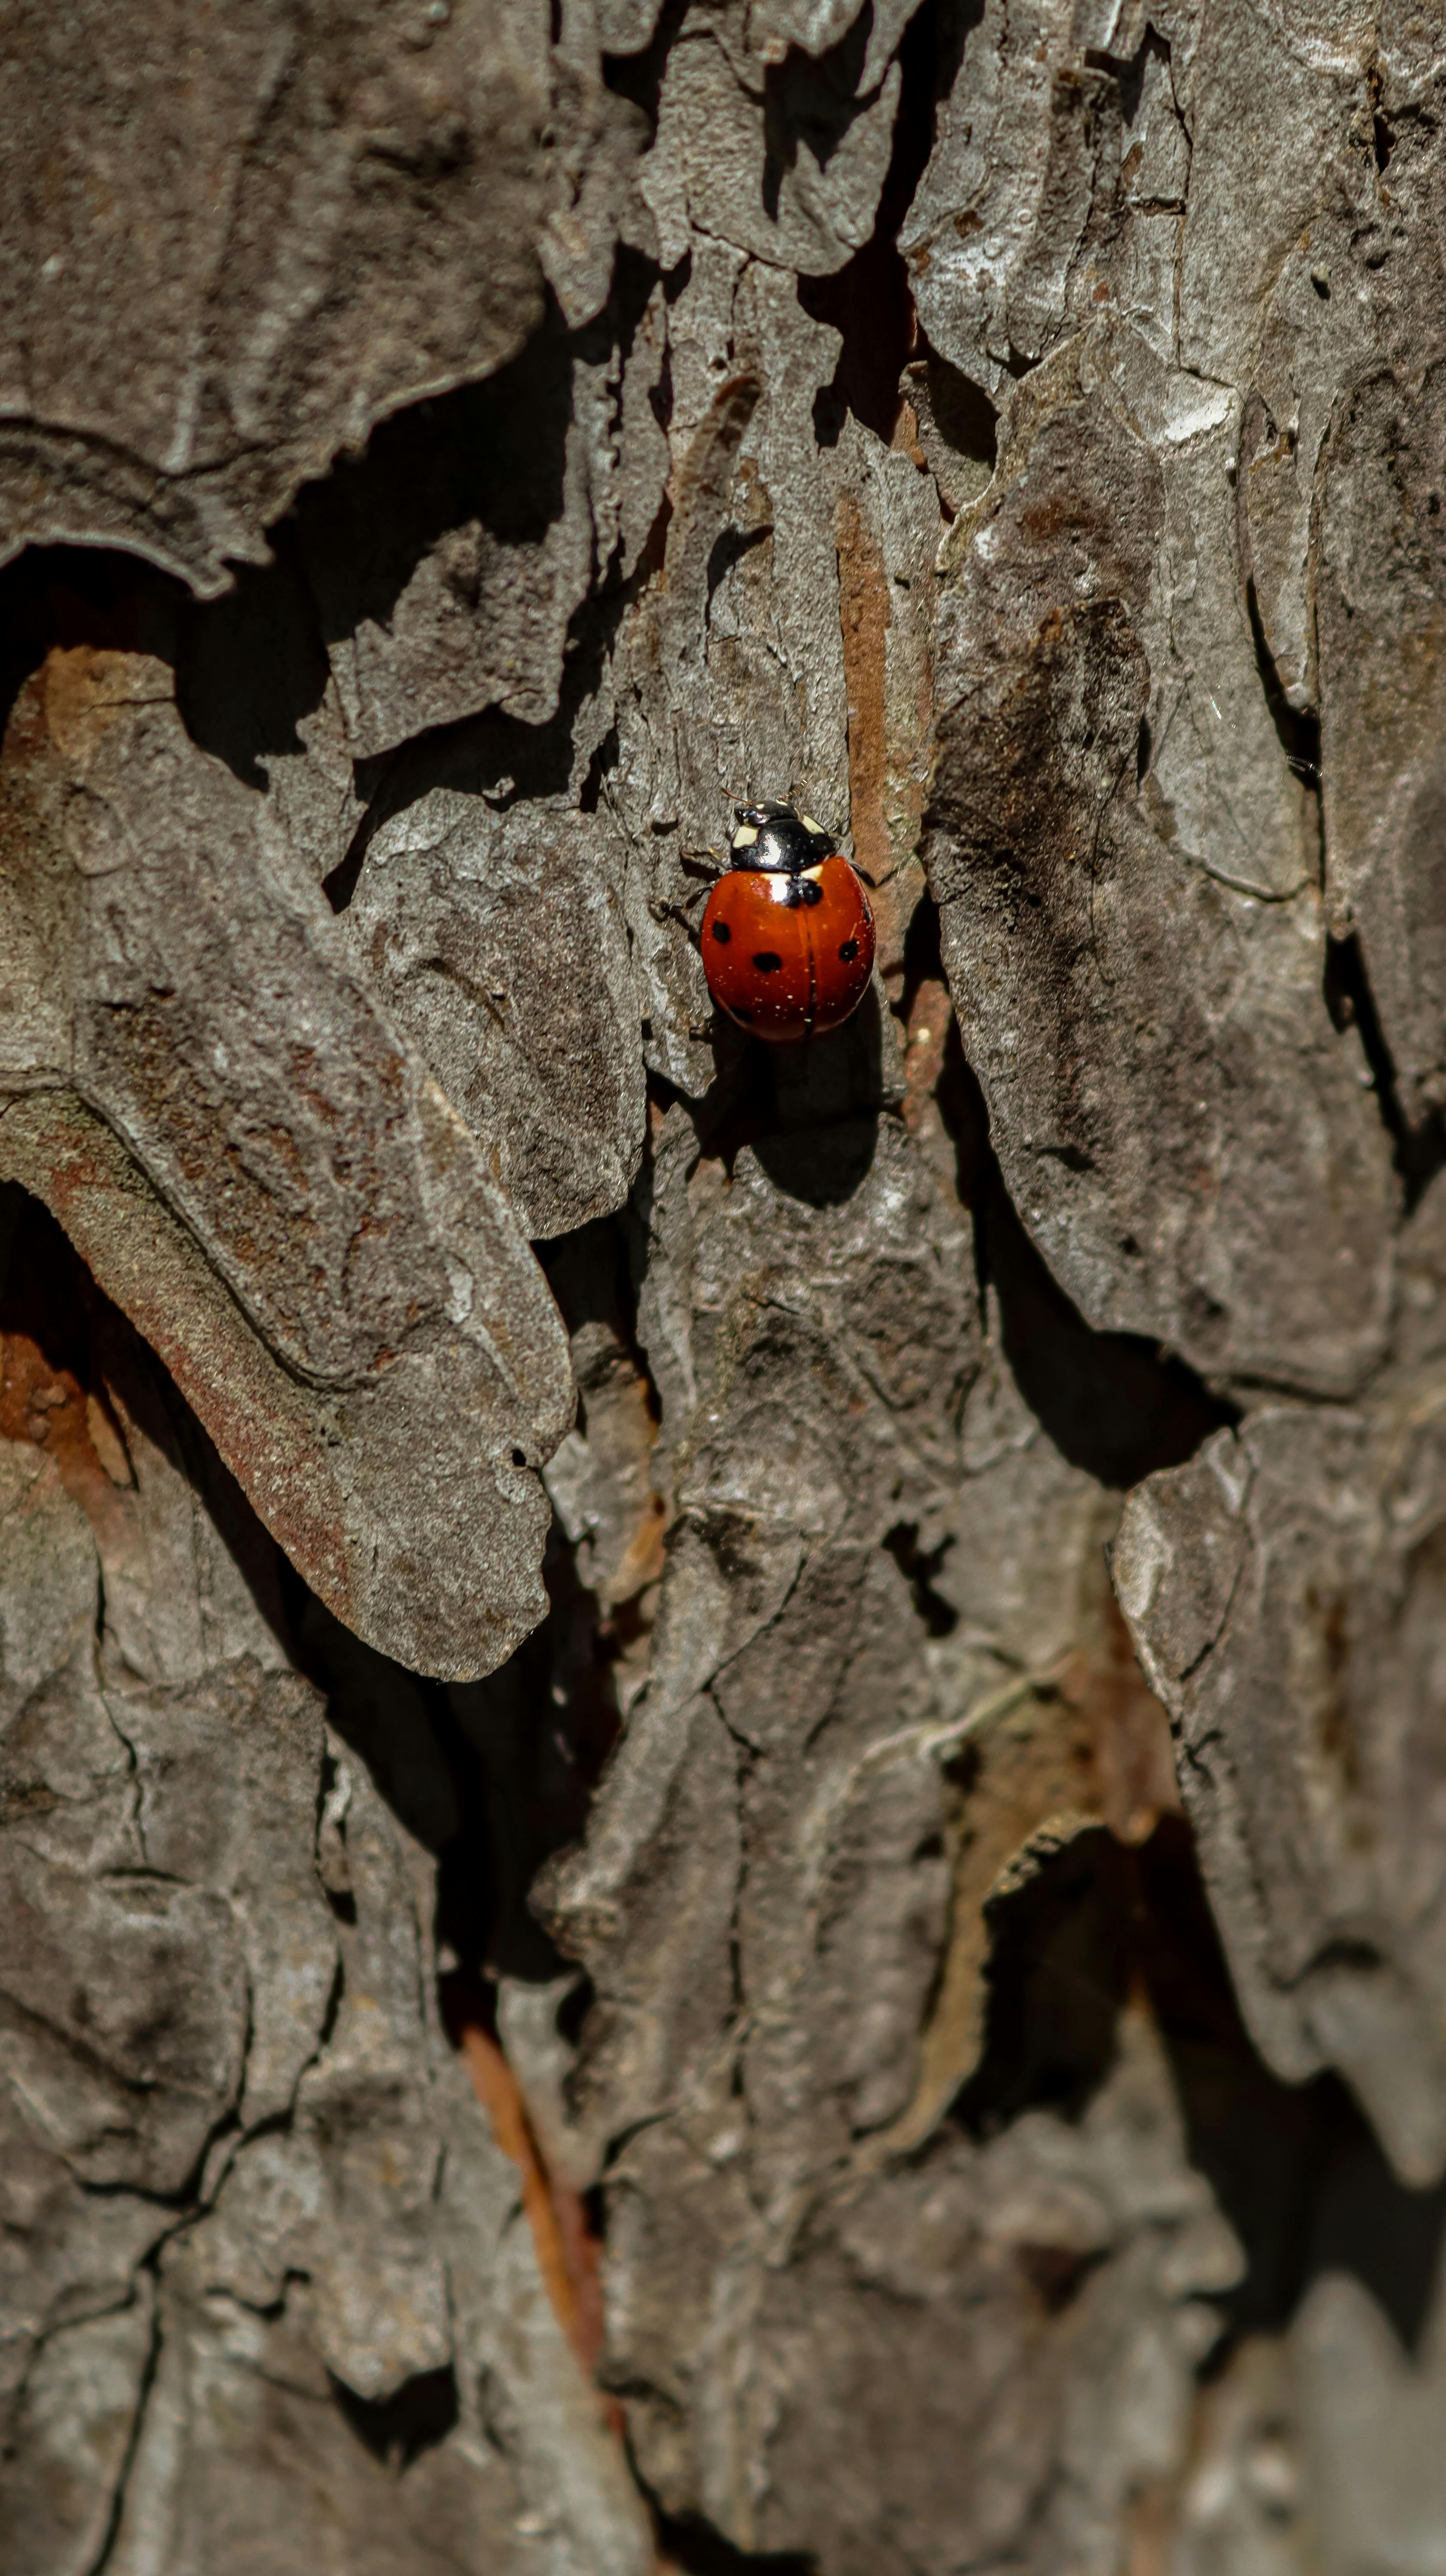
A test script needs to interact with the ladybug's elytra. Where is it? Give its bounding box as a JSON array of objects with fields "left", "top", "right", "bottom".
[{"left": 700, "top": 801, "right": 876, "bottom": 1043}]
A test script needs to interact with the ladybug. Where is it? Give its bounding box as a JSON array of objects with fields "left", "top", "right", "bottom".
[{"left": 700, "top": 801, "right": 876, "bottom": 1042}]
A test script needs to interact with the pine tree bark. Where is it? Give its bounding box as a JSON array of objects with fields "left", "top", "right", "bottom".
[{"left": 3, "top": 4, "right": 1446, "bottom": 2570}]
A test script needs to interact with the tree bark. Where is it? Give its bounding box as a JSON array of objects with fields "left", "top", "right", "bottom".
[{"left": 3, "top": 3, "right": 1446, "bottom": 2570}]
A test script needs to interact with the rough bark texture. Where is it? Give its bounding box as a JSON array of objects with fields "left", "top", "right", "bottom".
[{"left": 4, "top": 3, "right": 1446, "bottom": 2572}]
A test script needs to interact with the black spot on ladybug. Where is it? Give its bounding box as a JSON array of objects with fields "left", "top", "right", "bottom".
[
  {"left": 752, "top": 952, "right": 783, "bottom": 973},
  {"left": 711, "top": 919, "right": 732, "bottom": 942},
  {"left": 838, "top": 938, "right": 859, "bottom": 961},
  {"left": 802, "top": 879, "right": 823, "bottom": 905}
]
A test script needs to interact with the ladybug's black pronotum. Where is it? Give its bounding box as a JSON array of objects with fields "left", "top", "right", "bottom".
[{"left": 700, "top": 802, "right": 875, "bottom": 1042}]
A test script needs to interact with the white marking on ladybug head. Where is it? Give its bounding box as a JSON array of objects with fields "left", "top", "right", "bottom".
[
  {"left": 800, "top": 815, "right": 822, "bottom": 836},
  {"left": 801, "top": 864, "right": 825, "bottom": 881},
  {"left": 732, "top": 823, "right": 760, "bottom": 848}
]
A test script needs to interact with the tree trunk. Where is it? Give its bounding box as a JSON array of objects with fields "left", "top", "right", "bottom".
[{"left": 3, "top": 3, "right": 1446, "bottom": 2570}]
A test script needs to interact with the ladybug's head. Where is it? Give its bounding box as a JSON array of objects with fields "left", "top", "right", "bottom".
[{"left": 729, "top": 799, "right": 834, "bottom": 874}]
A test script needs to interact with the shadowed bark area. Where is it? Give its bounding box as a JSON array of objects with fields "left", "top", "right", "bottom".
[{"left": 4, "top": 5, "right": 1446, "bottom": 2572}]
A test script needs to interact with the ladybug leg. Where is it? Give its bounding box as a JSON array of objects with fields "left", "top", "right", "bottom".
[
  {"left": 648, "top": 887, "right": 714, "bottom": 950},
  {"left": 652, "top": 852, "right": 724, "bottom": 935}
]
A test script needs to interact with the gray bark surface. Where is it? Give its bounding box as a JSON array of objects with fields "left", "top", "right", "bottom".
[{"left": 3, "top": 3, "right": 1446, "bottom": 2572}]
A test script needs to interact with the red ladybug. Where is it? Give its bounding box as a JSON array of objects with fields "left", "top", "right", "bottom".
[{"left": 700, "top": 801, "right": 875, "bottom": 1042}]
